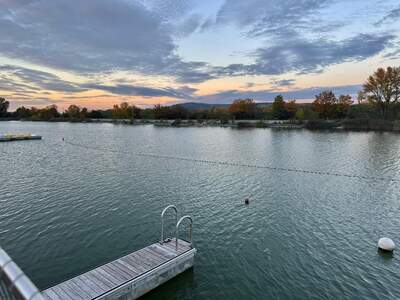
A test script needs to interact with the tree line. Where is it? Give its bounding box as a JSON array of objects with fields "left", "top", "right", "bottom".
[{"left": 0, "top": 66, "right": 399, "bottom": 121}]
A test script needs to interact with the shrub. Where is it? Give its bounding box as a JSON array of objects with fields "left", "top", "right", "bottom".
[{"left": 305, "top": 120, "right": 339, "bottom": 130}]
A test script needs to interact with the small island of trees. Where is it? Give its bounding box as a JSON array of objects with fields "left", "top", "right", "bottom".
[{"left": 1, "top": 66, "right": 399, "bottom": 131}]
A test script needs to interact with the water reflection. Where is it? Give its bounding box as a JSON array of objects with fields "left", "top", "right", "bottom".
[
  {"left": 1, "top": 122, "right": 400, "bottom": 299},
  {"left": 378, "top": 248, "right": 395, "bottom": 260}
]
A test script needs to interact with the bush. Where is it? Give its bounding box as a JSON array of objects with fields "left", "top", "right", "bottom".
[
  {"left": 346, "top": 104, "right": 380, "bottom": 119},
  {"left": 342, "top": 119, "right": 370, "bottom": 130},
  {"left": 342, "top": 119, "right": 394, "bottom": 131},
  {"left": 295, "top": 108, "right": 318, "bottom": 120},
  {"left": 368, "top": 120, "right": 393, "bottom": 131},
  {"left": 237, "top": 121, "right": 255, "bottom": 128},
  {"left": 305, "top": 120, "right": 340, "bottom": 130}
]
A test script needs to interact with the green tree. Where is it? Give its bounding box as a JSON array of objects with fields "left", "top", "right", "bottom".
[
  {"left": 66, "top": 104, "right": 81, "bottom": 119},
  {"left": 15, "top": 106, "right": 32, "bottom": 119},
  {"left": 132, "top": 105, "right": 142, "bottom": 119},
  {"left": 361, "top": 66, "right": 400, "bottom": 119},
  {"left": 153, "top": 104, "right": 162, "bottom": 119},
  {"left": 295, "top": 109, "right": 305, "bottom": 120},
  {"left": 285, "top": 100, "right": 297, "bottom": 119},
  {"left": 295, "top": 107, "right": 318, "bottom": 120},
  {"left": 336, "top": 95, "right": 353, "bottom": 118},
  {"left": 0, "top": 97, "right": 10, "bottom": 117},
  {"left": 80, "top": 107, "right": 88, "bottom": 119},
  {"left": 141, "top": 108, "right": 154, "bottom": 119},
  {"left": 272, "top": 95, "right": 289, "bottom": 119},
  {"left": 112, "top": 102, "right": 133, "bottom": 119},
  {"left": 39, "top": 105, "right": 60, "bottom": 120},
  {"left": 357, "top": 91, "right": 367, "bottom": 104},
  {"left": 120, "top": 102, "right": 132, "bottom": 119}
]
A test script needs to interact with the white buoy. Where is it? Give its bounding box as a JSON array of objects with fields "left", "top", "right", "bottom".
[{"left": 378, "top": 237, "right": 395, "bottom": 251}]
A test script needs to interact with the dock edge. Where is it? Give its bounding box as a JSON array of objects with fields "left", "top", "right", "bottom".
[{"left": 95, "top": 247, "right": 196, "bottom": 300}]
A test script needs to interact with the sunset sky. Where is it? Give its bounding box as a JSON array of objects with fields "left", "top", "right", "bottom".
[{"left": 1, "top": 0, "right": 400, "bottom": 110}]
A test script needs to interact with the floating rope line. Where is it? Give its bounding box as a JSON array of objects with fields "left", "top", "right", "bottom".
[{"left": 63, "top": 139, "right": 400, "bottom": 183}]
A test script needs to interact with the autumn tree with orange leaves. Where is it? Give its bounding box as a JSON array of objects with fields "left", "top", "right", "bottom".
[
  {"left": 313, "top": 91, "right": 352, "bottom": 119},
  {"left": 228, "top": 98, "right": 257, "bottom": 119},
  {"left": 361, "top": 66, "right": 400, "bottom": 119}
]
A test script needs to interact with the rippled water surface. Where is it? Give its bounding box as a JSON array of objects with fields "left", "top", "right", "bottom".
[{"left": 1, "top": 121, "right": 400, "bottom": 299}]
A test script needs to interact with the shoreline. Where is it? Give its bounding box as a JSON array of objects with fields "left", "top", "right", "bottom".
[{"left": 1, "top": 118, "right": 400, "bottom": 132}]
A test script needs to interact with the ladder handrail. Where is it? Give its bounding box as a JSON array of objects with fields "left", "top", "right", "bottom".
[
  {"left": 160, "top": 205, "right": 178, "bottom": 244},
  {"left": 176, "top": 215, "right": 193, "bottom": 252},
  {"left": 0, "top": 246, "right": 45, "bottom": 300}
]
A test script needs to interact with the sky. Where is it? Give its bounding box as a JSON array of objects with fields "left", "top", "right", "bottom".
[{"left": 0, "top": 0, "right": 400, "bottom": 110}]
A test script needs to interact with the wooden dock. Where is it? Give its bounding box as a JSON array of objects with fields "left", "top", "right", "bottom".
[
  {"left": 0, "top": 205, "right": 194, "bottom": 300},
  {"left": 0, "top": 134, "right": 42, "bottom": 142},
  {"left": 42, "top": 238, "right": 195, "bottom": 300}
]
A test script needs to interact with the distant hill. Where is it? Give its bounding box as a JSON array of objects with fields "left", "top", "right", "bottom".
[
  {"left": 175, "top": 102, "right": 273, "bottom": 110},
  {"left": 175, "top": 102, "right": 228, "bottom": 110}
]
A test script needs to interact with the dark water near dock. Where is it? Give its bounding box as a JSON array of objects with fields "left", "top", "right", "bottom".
[{"left": 1, "top": 121, "right": 400, "bottom": 299}]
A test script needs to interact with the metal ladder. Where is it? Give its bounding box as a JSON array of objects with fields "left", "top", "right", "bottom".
[{"left": 160, "top": 205, "right": 193, "bottom": 251}]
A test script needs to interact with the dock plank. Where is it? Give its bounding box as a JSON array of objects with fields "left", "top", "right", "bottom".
[
  {"left": 42, "top": 289, "right": 62, "bottom": 300},
  {"left": 108, "top": 260, "right": 137, "bottom": 279},
  {"left": 149, "top": 244, "right": 176, "bottom": 258},
  {"left": 101, "top": 264, "right": 130, "bottom": 282},
  {"left": 66, "top": 279, "right": 94, "bottom": 300},
  {"left": 72, "top": 276, "right": 102, "bottom": 296},
  {"left": 124, "top": 251, "right": 158, "bottom": 269},
  {"left": 58, "top": 281, "right": 87, "bottom": 300},
  {"left": 114, "top": 259, "right": 140, "bottom": 277},
  {"left": 80, "top": 273, "right": 110, "bottom": 294},
  {"left": 42, "top": 239, "right": 193, "bottom": 300},
  {"left": 141, "top": 248, "right": 168, "bottom": 263},
  {"left": 119, "top": 256, "right": 150, "bottom": 274},
  {"left": 110, "top": 260, "right": 135, "bottom": 277},
  {"left": 136, "top": 249, "right": 163, "bottom": 265},
  {"left": 92, "top": 268, "right": 121, "bottom": 286},
  {"left": 162, "top": 238, "right": 191, "bottom": 253},
  {"left": 50, "top": 285, "right": 74, "bottom": 300}
]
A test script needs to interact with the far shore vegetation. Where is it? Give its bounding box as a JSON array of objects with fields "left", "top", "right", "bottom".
[{"left": 1, "top": 66, "right": 400, "bottom": 130}]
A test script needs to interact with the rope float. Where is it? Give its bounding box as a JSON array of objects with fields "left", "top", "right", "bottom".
[
  {"left": 62, "top": 138, "right": 399, "bottom": 255},
  {"left": 63, "top": 139, "right": 400, "bottom": 183}
]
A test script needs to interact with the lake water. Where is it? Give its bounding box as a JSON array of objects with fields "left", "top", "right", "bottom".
[{"left": 1, "top": 121, "right": 400, "bottom": 299}]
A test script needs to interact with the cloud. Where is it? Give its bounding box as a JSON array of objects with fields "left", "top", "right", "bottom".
[
  {"left": 6, "top": 98, "right": 65, "bottom": 110},
  {"left": 1, "top": 0, "right": 399, "bottom": 93},
  {"left": 140, "top": 0, "right": 194, "bottom": 21},
  {"left": 215, "top": 33, "right": 395, "bottom": 76},
  {"left": 0, "top": 65, "right": 86, "bottom": 93},
  {"left": 0, "top": 0, "right": 173, "bottom": 71},
  {"left": 214, "top": 0, "right": 330, "bottom": 38},
  {"left": 85, "top": 84, "right": 195, "bottom": 99},
  {"left": 384, "top": 48, "right": 400, "bottom": 60},
  {"left": 0, "top": 0, "right": 209, "bottom": 83},
  {"left": 271, "top": 79, "right": 296, "bottom": 87},
  {"left": 0, "top": 79, "right": 38, "bottom": 93},
  {"left": 170, "top": 62, "right": 214, "bottom": 83},
  {"left": 375, "top": 5, "right": 400, "bottom": 25},
  {"left": 0, "top": 63, "right": 198, "bottom": 102},
  {"left": 204, "top": 1, "right": 399, "bottom": 78},
  {"left": 174, "top": 14, "right": 202, "bottom": 37}
]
